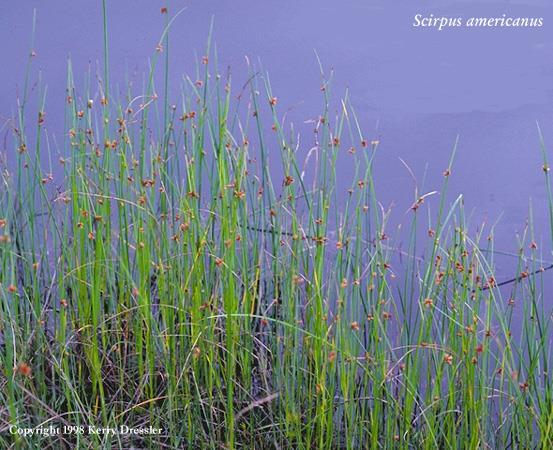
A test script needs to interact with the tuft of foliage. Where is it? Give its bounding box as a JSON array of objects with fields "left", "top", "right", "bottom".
[{"left": 1, "top": 8, "right": 552, "bottom": 449}]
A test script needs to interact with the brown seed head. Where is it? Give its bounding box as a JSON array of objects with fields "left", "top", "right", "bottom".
[{"left": 16, "top": 362, "right": 32, "bottom": 377}]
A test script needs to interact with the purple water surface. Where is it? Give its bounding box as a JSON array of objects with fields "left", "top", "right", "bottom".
[{"left": 2, "top": 0, "right": 553, "bottom": 279}]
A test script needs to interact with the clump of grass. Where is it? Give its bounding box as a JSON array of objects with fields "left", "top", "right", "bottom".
[{"left": 1, "top": 8, "right": 553, "bottom": 449}]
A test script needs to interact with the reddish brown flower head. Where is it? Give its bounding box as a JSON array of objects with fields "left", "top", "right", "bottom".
[{"left": 16, "top": 362, "right": 32, "bottom": 377}]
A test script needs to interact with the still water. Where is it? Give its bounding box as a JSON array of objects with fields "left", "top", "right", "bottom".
[{"left": 1, "top": 0, "right": 553, "bottom": 278}]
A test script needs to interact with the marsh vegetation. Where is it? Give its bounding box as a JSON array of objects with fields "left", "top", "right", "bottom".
[{"left": 1, "top": 7, "right": 552, "bottom": 449}]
